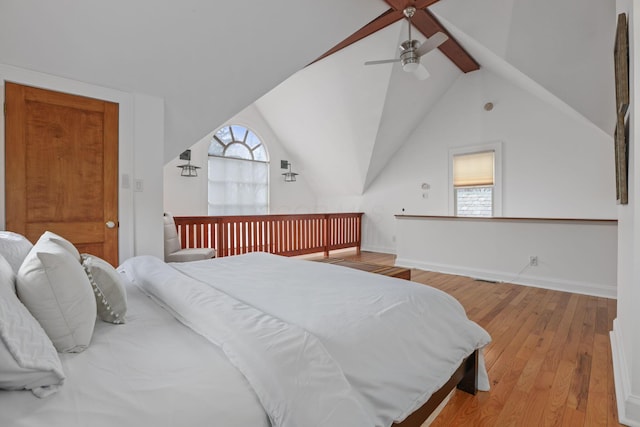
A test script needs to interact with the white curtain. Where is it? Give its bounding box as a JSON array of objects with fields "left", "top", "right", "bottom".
[{"left": 208, "top": 156, "right": 268, "bottom": 215}]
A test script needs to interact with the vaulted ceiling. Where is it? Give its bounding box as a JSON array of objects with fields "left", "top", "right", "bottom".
[
  {"left": 0, "top": 0, "right": 616, "bottom": 198},
  {"left": 254, "top": 0, "right": 616, "bottom": 195},
  {"left": 0, "top": 0, "right": 379, "bottom": 158}
]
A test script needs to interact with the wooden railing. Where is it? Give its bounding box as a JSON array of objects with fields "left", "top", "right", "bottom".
[{"left": 173, "top": 213, "right": 363, "bottom": 257}]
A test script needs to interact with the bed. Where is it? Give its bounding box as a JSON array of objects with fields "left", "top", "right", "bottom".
[{"left": 0, "top": 231, "right": 491, "bottom": 427}]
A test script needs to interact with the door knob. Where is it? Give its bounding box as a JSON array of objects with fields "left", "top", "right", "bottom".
[{"left": 106, "top": 221, "right": 116, "bottom": 229}]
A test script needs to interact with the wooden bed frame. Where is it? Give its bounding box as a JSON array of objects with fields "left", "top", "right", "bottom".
[{"left": 394, "top": 349, "right": 478, "bottom": 427}]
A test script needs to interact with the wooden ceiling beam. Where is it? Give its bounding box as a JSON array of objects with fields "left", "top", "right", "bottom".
[
  {"left": 310, "top": 8, "right": 404, "bottom": 65},
  {"left": 384, "top": 0, "right": 406, "bottom": 10},
  {"left": 411, "top": 9, "right": 479, "bottom": 73},
  {"left": 310, "top": 0, "right": 479, "bottom": 73}
]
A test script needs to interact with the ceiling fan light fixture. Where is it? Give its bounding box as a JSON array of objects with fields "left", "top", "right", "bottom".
[
  {"left": 400, "top": 40, "right": 420, "bottom": 73},
  {"left": 363, "top": 6, "right": 448, "bottom": 81},
  {"left": 403, "top": 61, "right": 419, "bottom": 72}
]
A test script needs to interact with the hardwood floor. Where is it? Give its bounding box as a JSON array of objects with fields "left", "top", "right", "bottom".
[{"left": 313, "top": 250, "right": 621, "bottom": 427}]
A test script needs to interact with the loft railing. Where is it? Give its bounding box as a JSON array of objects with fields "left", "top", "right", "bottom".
[{"left": 173, "top": 212, "right": 363, "bottom": 257}]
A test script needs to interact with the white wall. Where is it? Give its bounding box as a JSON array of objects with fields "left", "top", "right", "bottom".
[
  {"left": 611, "top": 1, "right": 640, "bottom": 425},
  {"left": 397, "top": 216, "right": 617, "bottom": 298},
  {"left": 132, "top": 94, "right": 165, "bottom": 258},
  {"left": 352, "top": 67, "right": 616, "bottom": 254},
  {"left": 163, "top": 104, "right": 318, "bottom": 216},
  {"left": 0, "top": 63, "right": 165, "bottom": 262}
]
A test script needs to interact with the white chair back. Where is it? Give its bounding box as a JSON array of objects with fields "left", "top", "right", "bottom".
[{"left": 163, "top": 213, "right": 181, "bottom": 259}]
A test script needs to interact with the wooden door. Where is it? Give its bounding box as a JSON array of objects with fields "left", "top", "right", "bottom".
[{"left": 5, "top": 82, "right": 119, "bottom": 265}]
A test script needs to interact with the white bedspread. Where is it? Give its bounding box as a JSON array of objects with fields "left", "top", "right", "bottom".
[
  {"left": 121, "top": 252, "right": 491, "bottom": 427},
  {"left": 0, "top": 274, "right": 269, "bottom": 427},
  {"left": 122, "top": 255, "right": 372, "bottom": 427}
]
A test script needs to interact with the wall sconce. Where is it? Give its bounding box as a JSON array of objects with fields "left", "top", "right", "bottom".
[
  {"left": 281, "top": 160, "right": 299, "bottom": 182},
  {"left": 177, "top": 149, "right": 201, "bottom": 177}
]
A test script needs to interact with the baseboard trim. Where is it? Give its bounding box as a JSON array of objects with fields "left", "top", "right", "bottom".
[
  {"left": 395, "top": 257, "right": 616, "bottom": 299},
  {"left": 360, "top": 244, "right": 395, "bottom": 255},
  {"left": 611, "top": 320, "right": 640, "bottom": 426}
]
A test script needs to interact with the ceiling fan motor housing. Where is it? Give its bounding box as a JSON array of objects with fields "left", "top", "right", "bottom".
[{"left": 400, "top": 39, "right": 420, "bottom": 68}]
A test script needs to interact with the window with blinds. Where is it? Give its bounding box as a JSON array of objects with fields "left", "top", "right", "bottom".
[{"left": 453, "top": 150, "right": 495, "bottom": 217}]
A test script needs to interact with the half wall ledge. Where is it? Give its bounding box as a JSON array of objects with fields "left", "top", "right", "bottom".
[{"left": 395, "top": 215, "right": 617, "bottom": 299}]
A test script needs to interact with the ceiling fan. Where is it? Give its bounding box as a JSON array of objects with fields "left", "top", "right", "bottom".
[{"left": 364, "top": 6, "right": 448, "bottom": 80}]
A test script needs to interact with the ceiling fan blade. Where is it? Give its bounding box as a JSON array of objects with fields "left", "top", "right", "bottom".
[
  {"left": 413, "top": 63, "right": 431, "bottom": 80},
  {"left": 365, "top": 58, "right": 401, "bottom": 66},
  {"left": 415, "top": 31, "right": 448, "bottom": 57}
]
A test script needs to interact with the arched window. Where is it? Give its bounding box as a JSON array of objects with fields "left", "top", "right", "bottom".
[{"left": 208, "top": 125, "right": 269, "bottom": 215}]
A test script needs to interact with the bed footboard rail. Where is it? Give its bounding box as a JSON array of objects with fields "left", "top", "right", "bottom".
[
  {"left": 393, "top": 349, "right": 478, "bottom": 427},
  {"left": 173, "top": 213, "right": 363, "bottom": 257}
]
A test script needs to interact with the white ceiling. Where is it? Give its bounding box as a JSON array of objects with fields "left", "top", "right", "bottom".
[
  {"left": 0, "top": 0, "right": 616, "bottom": 198},
  {"left": 431, "top": 0, "right": 616, "bottom": 133},
  {"left": 0, "top": 0, "right": 381, "bottom": 160}
]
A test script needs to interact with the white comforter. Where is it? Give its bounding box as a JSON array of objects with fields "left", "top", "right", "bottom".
[
  {"left": 0, "top": 270, "right": 270, "bottom": 427},
  {"left": 120, "top": 252, "right": 491, "bottom": 427}
]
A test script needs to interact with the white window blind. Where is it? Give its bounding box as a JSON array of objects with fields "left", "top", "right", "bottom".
[
  {"left": 208, "top": 156, "right": 268, "bottom": 215},
  {"left": 453, "top": 151, "right": 495, "bottom": 187}
]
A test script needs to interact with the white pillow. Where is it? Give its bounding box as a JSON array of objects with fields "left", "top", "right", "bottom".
[
  {"left": 17, "top": 235, "right": 96, "bottom": 353},
  {"left": 0, "top": 231, "right": 33, "bottom": 274},
  {"left": 40, "top": 230, "right": 81, "bottom": 261},
  {"left": 0, "top": 255, "right": 65, "bottom": 397},
  {"left": 81, "top": 254, "right": 127, "bottom": 324}
]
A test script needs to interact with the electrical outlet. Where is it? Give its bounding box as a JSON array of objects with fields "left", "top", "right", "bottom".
[{"left": 529, "top": 256, "right": 538, "bottom": 267}]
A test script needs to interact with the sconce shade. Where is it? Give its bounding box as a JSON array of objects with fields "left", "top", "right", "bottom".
[
  {"left": 283, "top": 171, "right": 298, "bottom": 182},
  {"left": 177, "top": 162, "right": 200, "bottom": 177},
  {"left": 281, "top": 160, "right": 299, "bottom": 182},
  {"left": 177, "top": 149, "right": 200, "bottom": 177}
]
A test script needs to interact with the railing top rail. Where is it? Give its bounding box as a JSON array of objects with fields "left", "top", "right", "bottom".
[{"left": 174, "top": 212, "right": 363, "bottom": 222}]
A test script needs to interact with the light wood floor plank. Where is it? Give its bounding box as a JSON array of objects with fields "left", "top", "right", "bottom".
[
  {"left": 585, "top": 334, "right": 611, "bottom": 425},
  {"left": 562, "top": 407, "right": 586, "bottom": 426},
  {"left": 542, "top": 359, "right": 577, "bottom": 427},
  {"left": 317, "top": 250, "right": 623, "bottom": 426}
]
